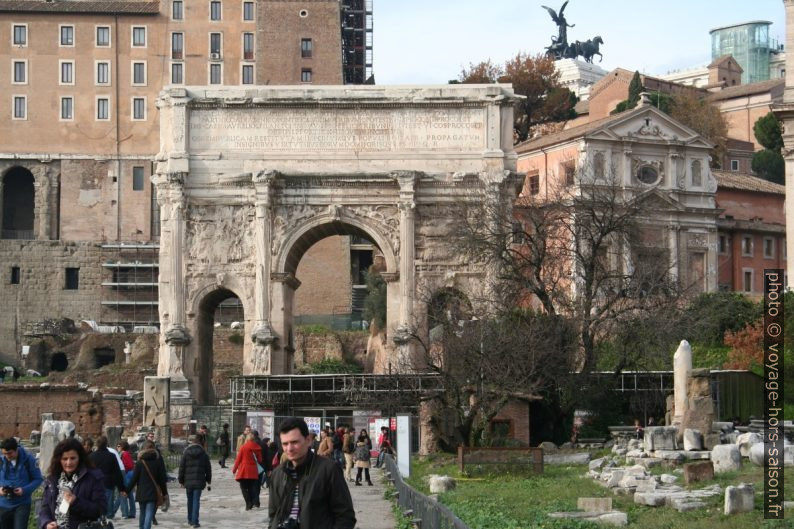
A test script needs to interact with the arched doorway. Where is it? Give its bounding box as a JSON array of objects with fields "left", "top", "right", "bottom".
[
  {"left": 196, "top": 288, "right": 244, "bottom": 404},
  {"left": 275, "top": 218, "right": 397, "bottom": 374},
  {"left": 2, "top": 166, "right": 35, "bottom": 239}
]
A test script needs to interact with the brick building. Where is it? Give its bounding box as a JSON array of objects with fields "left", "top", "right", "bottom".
[
  {"left": 0, "top": 0, "right": 375, "bottom": 365},
  {"left": 714, "top": 170, "right": 787, "bottom": 294}
]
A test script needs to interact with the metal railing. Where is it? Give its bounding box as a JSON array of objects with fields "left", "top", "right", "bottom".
[{"left": 384, "top": 454, "right": 469, "bottom": 529}]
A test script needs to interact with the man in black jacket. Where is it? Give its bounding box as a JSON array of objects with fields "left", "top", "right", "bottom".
[
  {"left": 178, "top": 435, "right": 212, "bottom": 528},
  {"left": 268, "top": 418, "right": 355, "bottom": 529},
  {"left": 88, "top": 435, "right": 126, "bottom": 519}
]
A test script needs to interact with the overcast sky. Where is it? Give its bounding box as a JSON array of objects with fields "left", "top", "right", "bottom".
[{"left": 373, "top": 0, "right": 786, "bottom": 84}]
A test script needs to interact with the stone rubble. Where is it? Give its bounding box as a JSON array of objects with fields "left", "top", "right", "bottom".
[
  {"left": 724, "top": 483, "right": 755, "bottom": 515},
  {"left": 711, "top": 444, "right": 742, "bottom": 473}
]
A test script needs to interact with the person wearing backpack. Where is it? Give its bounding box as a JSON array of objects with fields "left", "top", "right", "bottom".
[
  {"left": 0, "top": 437, "right": 43, "bottom": 529},
  {"left": 127, "top": 440, "right": 168, "bottom": 529}
]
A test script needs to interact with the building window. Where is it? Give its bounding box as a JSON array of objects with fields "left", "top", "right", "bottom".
[
  {"left": 301, "top": 68, "right": 312, "bottom": 83},
  {"left": 730, "top": 159, "right": 739, "bottom": 171},
  {"left": 243, "top": 33, "right": 254, "bottom": 60},
  {"left": 593, "top": 151, "right": 605, "bottom": 179},
  {"left": 172, "top": 33, "right": 183, "bottom": 60},
  {"left": 718, "top": 234, "right": 728, "bottom": 254},
  {"left": 210, "top": 33, "right": 222, "bottom": 56},
  {"left": 13, "top": 24, "right": 27, "bottom": 46},
  {"left": 132, "top": 98, "right": 146, "bottom": 120},
  {"left": 528, "top": 172, "right": 539, "bottom": 195},
  {"left": 13, "top": 60, "right": 27, "bottom": 84},
  {"left": 133, "top": 166, "right": 145, "bottom": 190},
  {"left": 65, "top": 268, "right": 79, "bottom": 290},
  {"left": 10, "top": 267, "right": 20, "bottom": 285},
  {"left": 12, "top": 96, "right": 26, "bottom": 120},
  {"left": 243, "top": 2, "right": 254, "bottom": 21},
  {"left": 562, "top": 161, "right": 576, "bottom": 186},
  {"left": 171, "top": 62, "right": 184, "bottom": 84},
  {"left": 691, "top": 160, "right": 702, "bottom": 187},
  {"left": 97, "top": 97, "right": 110, "bottom": 120},
  {"left": 743, "top": 269, "right": 753, "bottom": 293},
  {"left": 132, "top": 61, "right": 146, "bottom": 85},
  {"left": 96, "top": 61, "right": 110, "bottom": 85},
  {"left": 172, "top": 0, "right": 183, "bottom": 20},
  {"left": 301, "top": 38, "right": 313, "bottom": 58},
  {"left": 60, "top": 25, "right": 74, "bottom": 46},
  {"left": 60, "top": 97, "right": 73, "bottom": 120},
  {"left": 96, "top": 26, "right": 110, "bottom": 47},
  {"left": 242, "top": 64, "right": 254, "bottom": 84},
  {"left": 741, "top": 236, "right": 753, "bottom": 257},
  {"left": 764, "top": 237, "right": 775, "bottom": 259},
  {"left": 210, "top": 1, "right": 222, "bottom": 21},
  {"left": 210, "top": 63, "right": 222, "bottom": 84},
  {"left": 132, "top": 27, "right": 146, "bottom": 47},
  {"left": 60, "top": 60, "right": 74, "bottom": 85}
]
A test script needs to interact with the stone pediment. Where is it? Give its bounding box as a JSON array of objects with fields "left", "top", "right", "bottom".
[
  {"left": 630, "top": 188, "right": 686, "bottom": 212},
  {"left": 586, "top": 107, "right": 713, "bottom": 149}
]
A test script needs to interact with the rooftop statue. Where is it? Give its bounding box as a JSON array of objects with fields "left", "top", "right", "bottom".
[
  {"left": 542, "top": 1, "right": 604, "bottom": 63},
  {"left": 541, "top": 1, "right": 574, "bottom": 55}
]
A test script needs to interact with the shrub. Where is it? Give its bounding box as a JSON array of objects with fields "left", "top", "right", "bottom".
[
  {"left": 228, "top": 332, "right": 243, "bottom": 345},
  {"left": 680, "top": 292, "right": 761, "bottom": 347},
  {"left": 296, "top": 358, "right": 363, "bottom": 374}
]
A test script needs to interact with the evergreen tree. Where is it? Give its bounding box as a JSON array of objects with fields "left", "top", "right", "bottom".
[{"left": 626, "top": 71, "right": 643, "bottom": 109}]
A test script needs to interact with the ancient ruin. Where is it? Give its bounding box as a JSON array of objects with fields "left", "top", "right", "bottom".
[{"left": 154, "top": 85, "right": 521, "bottom": 402}]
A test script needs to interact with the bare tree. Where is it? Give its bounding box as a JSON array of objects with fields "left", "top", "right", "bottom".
[
  {"left": 452, "top": 169, "right": 685, "bottom": 376},
  {"left": 400, "top": 307, "right": 576, "bottom": 449}
]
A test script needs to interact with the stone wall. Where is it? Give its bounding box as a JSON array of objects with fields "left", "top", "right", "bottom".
[{"left": 0, "top": 241, "right": 105, "bottom": 362}]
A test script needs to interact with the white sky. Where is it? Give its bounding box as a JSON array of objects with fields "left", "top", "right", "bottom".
[{"left": 373, "top": 0, "right": 786, "bottom": 84}]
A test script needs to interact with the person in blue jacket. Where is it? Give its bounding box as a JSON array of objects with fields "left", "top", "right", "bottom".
[{"left": 0, "top": 437, "right": 44, "bottom": 529}]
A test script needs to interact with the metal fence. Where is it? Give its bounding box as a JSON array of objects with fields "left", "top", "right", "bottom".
[{"left": 384, "top": 454, "right": 469, "bottom": 529}]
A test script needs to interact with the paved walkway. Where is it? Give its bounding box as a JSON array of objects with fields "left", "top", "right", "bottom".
[{"left": 112, "top": 462, "right": 396, "bottom": 529}]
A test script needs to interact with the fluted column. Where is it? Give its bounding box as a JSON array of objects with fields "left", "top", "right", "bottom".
[
  {"left": 775, "top": 0, "right": 794, "bottom": 282},
  {"left": 250, "top": 170, "right": 278, "bottom": 374},
  {"left": 153, "top": 171, "right": 190, "bottom": 384},
  {"left": 391, "top": 171, "right": 419, "bottom": 351}
]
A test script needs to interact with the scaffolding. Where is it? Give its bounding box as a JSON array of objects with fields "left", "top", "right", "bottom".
[
  {"left": 341, "top": 0, "right": 373, "bottom": 84},
  {"left": 100, "top": 243, "right": 160, "bottom": 331},
  {"left": 231, "top": 373, "right": 443, "bottom": 410}
]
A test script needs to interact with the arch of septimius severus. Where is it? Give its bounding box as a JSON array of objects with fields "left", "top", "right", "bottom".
[{"left": 153, "top": 85, "right": 520, "bottom": 402}]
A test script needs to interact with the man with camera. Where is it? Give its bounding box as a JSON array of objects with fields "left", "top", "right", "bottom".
[
  {"left": 0, "top": 437, "right": 43, "bottom": 529},
  {"left": 268, "top": 418, "right": 355, "bottom": 529}
]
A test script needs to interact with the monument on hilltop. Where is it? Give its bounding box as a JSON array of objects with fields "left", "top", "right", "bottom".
[{"left": 542, "top": 1, "right": 607, "bottom": 100}]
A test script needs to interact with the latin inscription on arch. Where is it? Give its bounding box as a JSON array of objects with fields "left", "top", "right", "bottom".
[{"left": 188, "top": 107, "right": 486, "bottom": 152}]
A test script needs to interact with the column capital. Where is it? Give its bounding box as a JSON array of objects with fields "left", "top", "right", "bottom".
[
  {"left": 164, "top": 324, "right": 191, "bottom": 346},
  {"left": 391, "top": 170, "right": 423, "bottom": 192}
]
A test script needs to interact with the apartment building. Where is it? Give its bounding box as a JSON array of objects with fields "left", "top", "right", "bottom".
[{"left": 0, "top": 1, "right": 369, "bottom": 362}]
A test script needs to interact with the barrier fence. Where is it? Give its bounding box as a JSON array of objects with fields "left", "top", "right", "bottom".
[{"left": 384, "top": 454, "right": 469, "bottom": 529}]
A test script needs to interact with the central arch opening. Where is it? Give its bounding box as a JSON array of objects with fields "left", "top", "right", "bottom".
[
  {"left": 2, "top": 166, "right": 35, "bottom": 240},
  {"left": 286, "top": 220, "right": 387, "bottom": 373},
  {"left": 197, "top": 288, "right": 244, "bottom": 404}
]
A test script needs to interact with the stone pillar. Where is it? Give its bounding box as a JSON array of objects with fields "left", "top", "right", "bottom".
[
  {"left": 153, "top": 172, "right": 190, "bottom": 389},
  {"left": 391, "top": 171, "right": 419, "bottom": 366},
  {"left": 251, "top": 171, "right": 278, "bottom": 374},
  {"left": 269, "top": 273, "right": 300, "bottom": 374},
  {"left": 143, "top": 376, "right": 171, "bottom": 448},
  {"left": 37, "top": 165, "right": 52, "bottom": 240},
  {"left": 668, "top": 225, "right": 679, "bottom": 283},
  {"left": 673, "top": 340, "right": 692, "bottom": 426}
]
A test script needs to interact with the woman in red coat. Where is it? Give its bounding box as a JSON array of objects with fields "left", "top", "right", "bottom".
[{"left": 232, "top": 433, "right": 263, "bottom": 510}]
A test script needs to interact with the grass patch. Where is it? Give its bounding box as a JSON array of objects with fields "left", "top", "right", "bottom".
[{"left": 408, "top": 454, "right": 794, "bottom": 529}]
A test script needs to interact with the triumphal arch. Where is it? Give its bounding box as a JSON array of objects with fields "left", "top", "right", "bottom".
[{"left": 153, "top": 85, "right": 520, "bottom": 401}]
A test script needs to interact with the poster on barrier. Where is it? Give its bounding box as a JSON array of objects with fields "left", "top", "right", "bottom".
[
  {"left": 304, "top": 416, "right": 323, "bottom": 436},
  {"left": 397, "top": 414, "right": 410, "bottom": 477}
]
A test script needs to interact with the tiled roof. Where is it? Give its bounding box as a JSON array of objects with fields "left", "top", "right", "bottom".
[
  {"left": 714, "top": 170, "right": 785, "bottom": 195},
  {"left": 515, "top": 109, "right": 634, "bottom": 153},
  {"left": 708, "top": 78, "right": 784, "bottom": 101},
  {"left": 0, "top": 1, "right": 160, "bottom": 14}
]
